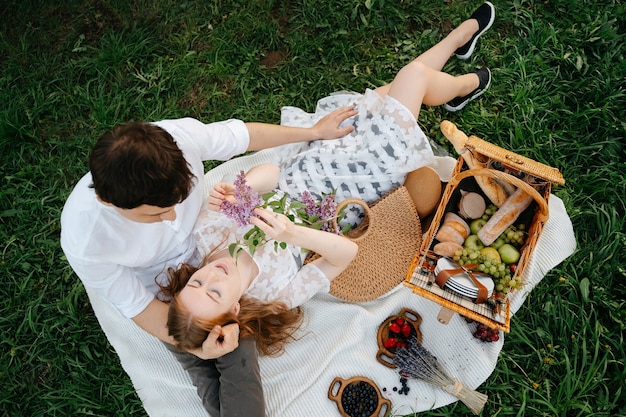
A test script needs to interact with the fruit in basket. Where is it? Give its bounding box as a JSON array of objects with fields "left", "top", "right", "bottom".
[
  {"left": 479, "top": 247, "right": 501, "bottom": 263},
  {"left": 469, "top": 218, "right": 487, "bottom": 235},
  {"left": 464, "top": 235, "right": 484, "bottom": 251},
  {"left": 498, "top": 244, "right": 520, "bottom": 264},
  {"left": 489, "top": 236, "right": 506, "bottom": 249},
  {"left": 383, "top": 337, "right": 398, "bottom": 349}
]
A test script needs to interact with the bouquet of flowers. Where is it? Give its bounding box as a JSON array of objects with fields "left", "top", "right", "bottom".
[{"left": 221, "top": 171, "right": 345, "bottom": 258}]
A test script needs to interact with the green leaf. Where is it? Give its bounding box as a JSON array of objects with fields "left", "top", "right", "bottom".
[{"left": 580, "top": 278, "right": 590, "bottom": 303}]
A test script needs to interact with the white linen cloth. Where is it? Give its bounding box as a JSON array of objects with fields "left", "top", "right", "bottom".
[{"left": 86, "top": 148, "right": 576, "bottom": 417}]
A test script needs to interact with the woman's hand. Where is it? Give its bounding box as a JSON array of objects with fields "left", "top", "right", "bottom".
[
  {"left": 310, "top": 105, "right": 358, "bottom": 140},
  {"left": 250, "top": 207, "right": 294, "bottom": 241}
]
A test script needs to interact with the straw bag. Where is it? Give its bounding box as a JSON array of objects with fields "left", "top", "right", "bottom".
[{"left": 306, "top": 186, "right": 421, "bottom": 303}]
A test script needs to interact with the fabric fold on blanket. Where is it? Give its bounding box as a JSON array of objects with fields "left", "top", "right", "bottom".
[{"left": 85, "top": 148, "right": 575, "bottom": 417}]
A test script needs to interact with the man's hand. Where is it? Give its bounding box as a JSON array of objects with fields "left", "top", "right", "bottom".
[
  {"left": 310, "top": 105, "right": 358, "bottom": 140},
  {"left": 187, "top": 323, "right": 240, "bottom": 360},
  {"left": 208, "top": 182, "right": 236, "bottom": 211}
]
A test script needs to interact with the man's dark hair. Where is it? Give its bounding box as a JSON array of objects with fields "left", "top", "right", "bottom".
[{"left": 89, "top": 122, "right": 195, "bottom": 209}]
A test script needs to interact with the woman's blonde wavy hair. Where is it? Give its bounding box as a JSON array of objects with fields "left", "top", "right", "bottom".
[{"left": 158, "top": 260, "right": 304, "bottom": 357}]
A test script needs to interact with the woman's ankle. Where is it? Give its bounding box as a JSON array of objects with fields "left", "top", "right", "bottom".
[{"left": 453, "top": 20, "right": 480, "bottom": 49}]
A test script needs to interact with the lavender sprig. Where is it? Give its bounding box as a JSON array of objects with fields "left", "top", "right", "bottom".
[{"left": 393, "top": 340, "right": 488, "bottom": 415}]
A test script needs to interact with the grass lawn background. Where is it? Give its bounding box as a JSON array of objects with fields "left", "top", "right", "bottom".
[{"left": 1, "top": 0, "right": 624, "bottom": 416}]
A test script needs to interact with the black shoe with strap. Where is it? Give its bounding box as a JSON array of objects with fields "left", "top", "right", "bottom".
[
  {"left": 455, "top": 2, "right": 495, "bottom": 60},
  {"left": 444, "top": 67, "right": 491, "bottom": 112}
]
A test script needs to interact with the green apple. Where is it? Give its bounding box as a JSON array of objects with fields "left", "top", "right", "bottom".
[
  {"left": 464, "top": 234, "right": 485, "bottom": 251},
  {"left": 498, "top": 244, "right": 521, "bottom": 264},
  {"left": 469, "top": 218, "right": 487, "bottom": 235}
]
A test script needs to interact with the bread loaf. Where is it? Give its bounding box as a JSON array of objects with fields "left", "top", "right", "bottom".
[
  {"left": 440, "top": 121, "right": 510, "bottom": 207},
  {"left": 433, "top": 241, "right": 464, "bottom": 257},
  {"left": 477, "top": 188, "right": 533, "bottom": 245},
  {"left": 443, "top": 212, "right": 470, "bottom": 238},
  {"left": 435, "top": 224, "right": 465, "bottom": 246}
]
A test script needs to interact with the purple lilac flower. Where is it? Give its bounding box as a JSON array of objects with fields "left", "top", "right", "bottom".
[
  {"left": 220, "top": 171, "right": 263, "bottom": 227},
  {"left": 318, "top": 193, "right": 338, "bottom": 233},
  {"left": 300, "top": 190, "right": 339, "bottom": 234},
  {"left": 301, "top": 190, "right": 319, "bottom": 216}
]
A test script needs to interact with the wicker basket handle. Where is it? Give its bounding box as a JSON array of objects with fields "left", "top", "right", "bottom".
[
  {"left": 332, "top": 197, "right": 372, "bottom": 235},
  {"left": 449, "top": 168, "right": 549, "bottom": 221}
]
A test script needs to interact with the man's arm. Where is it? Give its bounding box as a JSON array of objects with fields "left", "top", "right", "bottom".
[
  {"left": 245, "top": 105, "right": 357, "bottom": 150},
  {"left": 132, "top": 298, "right": 240, "bottom": 360}
]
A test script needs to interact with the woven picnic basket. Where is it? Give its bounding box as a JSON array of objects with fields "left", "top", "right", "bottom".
[{"left": 405, "top": 123, "right": 564, "bottom": 332}]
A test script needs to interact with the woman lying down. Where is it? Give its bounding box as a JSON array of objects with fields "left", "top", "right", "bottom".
[{"left": 159, "top": 163, "right": 359, "bottom": 356}]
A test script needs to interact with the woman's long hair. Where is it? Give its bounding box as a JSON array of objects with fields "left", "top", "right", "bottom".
[{"left": 158, "top": 262, "right": 304, "bottom": 357}]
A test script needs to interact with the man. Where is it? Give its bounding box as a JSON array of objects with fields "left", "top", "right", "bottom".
[{"left": 60, "top": 108, "right": 355, "bottom": 416}]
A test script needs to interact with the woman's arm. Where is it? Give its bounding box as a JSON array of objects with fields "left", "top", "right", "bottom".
[
  {"left": 208, "top": 164, "right": 280, "bottom": 211},
  {"left": 251, "top": 208, "right": 358, "bottom": 280},
  {"left": 245, "top": 106, "right": 357, "bottom": 150}
]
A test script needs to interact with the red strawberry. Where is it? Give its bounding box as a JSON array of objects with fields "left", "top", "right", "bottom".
[
  {"left": 401, "top": 323, "right": 412, "bottom": 338},
  {"left": 394, "top": 317, "right": 405, "bottom": 326},
  {"left": 383, "top": 337, "right": 398, "bottom": 349},
  {"left": 396, "top": 341, "right": 408, "bottom": 349},
  {"left": 388, "top": 322, "right": 401, "bottom": 334}
]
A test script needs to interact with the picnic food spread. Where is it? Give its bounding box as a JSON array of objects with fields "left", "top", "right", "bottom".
[{"left": 406, "top": 120, "right": 565, "bottom": 333}]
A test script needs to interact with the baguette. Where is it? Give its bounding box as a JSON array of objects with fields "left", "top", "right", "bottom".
[
  {"left": 440, "top": 121, "right": 510, "bottom": 207},
  {"left": 477, "top": 188, "right": 533, "bottom": 246}
]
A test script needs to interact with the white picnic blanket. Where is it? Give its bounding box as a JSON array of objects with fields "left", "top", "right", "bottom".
[{"left": 86, "top": 148, "right": 576, "bottom": 417}]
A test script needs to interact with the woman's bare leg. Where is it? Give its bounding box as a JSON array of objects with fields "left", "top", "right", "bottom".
[
  {"left": 373, "top": 17, "right": 482, "bottom": 116},
  {"left": 414, "top": 19, "right": 479, "bottom": 71}
]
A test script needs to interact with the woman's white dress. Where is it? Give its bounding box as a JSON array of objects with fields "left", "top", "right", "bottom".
[{"left": 192, "top": 89, "right": 436, "bottom": 307}]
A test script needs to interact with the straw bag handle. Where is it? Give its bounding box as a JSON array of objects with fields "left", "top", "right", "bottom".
[
  {"left": 449, "top": 168, "right": 549, "bottom": 221},
  {"left": 332, "top": 197, "right": 372, "bottom": 236}
]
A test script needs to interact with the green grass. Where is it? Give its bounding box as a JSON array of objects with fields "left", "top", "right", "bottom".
[{"left": 1, "top": 0, "right": 624, "bottom": 416}]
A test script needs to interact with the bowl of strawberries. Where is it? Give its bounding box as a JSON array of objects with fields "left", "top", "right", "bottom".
[{"left": 376, "top": 308, "right": 423, "bottom": 368}]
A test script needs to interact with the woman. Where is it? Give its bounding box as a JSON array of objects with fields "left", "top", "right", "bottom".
[{"left": 161, "top": 1, "right": 496, "bottom": 355}]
